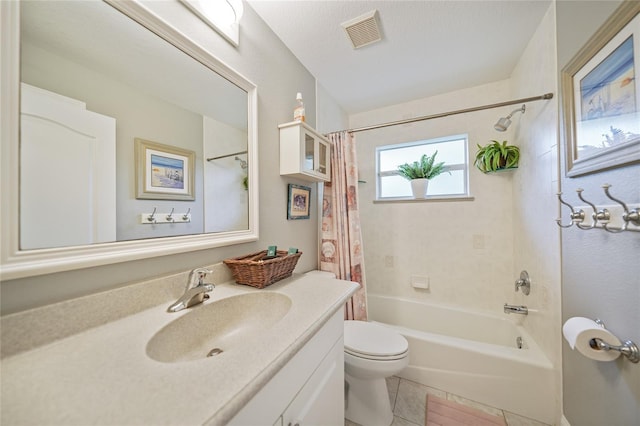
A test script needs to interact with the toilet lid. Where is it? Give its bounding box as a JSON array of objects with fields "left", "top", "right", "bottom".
[{"left": 344, "top": 321, "right": 408, "bottom": 359}]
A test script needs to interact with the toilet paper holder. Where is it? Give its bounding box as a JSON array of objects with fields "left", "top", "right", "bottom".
[{"left": 591, "top": 318, "right": 639, "bottom": 363}]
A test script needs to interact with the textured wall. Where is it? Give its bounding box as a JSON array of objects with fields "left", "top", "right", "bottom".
[
  {"left": 557, "top": 1, "right": 640, "bottom": 425},
  {"left": 509, "top": 4, "right": 563, "bottom": 423}
]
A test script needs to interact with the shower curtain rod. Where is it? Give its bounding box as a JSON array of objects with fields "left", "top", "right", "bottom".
[
  {"left": 336, "top": 92, "right": 554, "bottom": 135},
  {"left": 206, "top": 150, "right": 248, "bottom": 162}
]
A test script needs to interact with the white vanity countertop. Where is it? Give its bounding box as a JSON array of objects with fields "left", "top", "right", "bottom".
[{"left": 1, "top": 274, "right": 358, "bottom": 425}]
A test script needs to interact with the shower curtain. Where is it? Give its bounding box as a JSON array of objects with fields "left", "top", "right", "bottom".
[{"left": 321, "top": 131, "right": 367, "bottom": 321}]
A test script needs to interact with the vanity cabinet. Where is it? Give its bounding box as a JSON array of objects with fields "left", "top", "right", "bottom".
[
  {"left": 228, "top": 310, "right": 344, "bottom": 425},
  {"left": 279, "top": 121, "right": 331, "bottom": 182}
]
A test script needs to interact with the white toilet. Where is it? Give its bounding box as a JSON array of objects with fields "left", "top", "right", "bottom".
[{"left": 344, "top": 320, "right": 409, "bottom": 426}]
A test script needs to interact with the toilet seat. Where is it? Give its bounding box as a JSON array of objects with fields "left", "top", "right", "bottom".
[{"left": 344, "top": 321, "right": 408, "bottom": 361}]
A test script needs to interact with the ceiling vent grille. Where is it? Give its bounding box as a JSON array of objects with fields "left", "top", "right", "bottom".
[{"left": 342, "top": 10, "right": 382, "bottom": 49}]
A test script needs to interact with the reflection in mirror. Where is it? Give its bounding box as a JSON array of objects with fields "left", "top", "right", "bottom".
[
  {"left": 0, "top": 0, "right": 258, "bottom": 280},
  {"left": 20, "top": 0, "right": 249, "bottom": 249}
]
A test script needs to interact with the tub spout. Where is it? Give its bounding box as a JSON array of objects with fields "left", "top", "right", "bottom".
[{"left": 504, "top": 304, "right": 528, "bottom": 315}]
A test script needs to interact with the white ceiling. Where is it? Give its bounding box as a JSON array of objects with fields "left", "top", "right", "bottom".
[{"left": 248, "top": 0, "right": 552, "bottom": 114}]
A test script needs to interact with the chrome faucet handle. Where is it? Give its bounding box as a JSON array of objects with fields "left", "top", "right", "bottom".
[
  {"left": 187, "top": 267, "right": 213, "bottom": 289},
  {"left": 514, "top": 270, "right": 530, "bottom": 295}
]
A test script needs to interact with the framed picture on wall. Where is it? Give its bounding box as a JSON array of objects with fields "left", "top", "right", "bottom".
[
  {"left": 561, "top": 1, "right": 640, "bottom": 177},
  {"left": 287, "top": 184, "right": 311, "bottom": 220},
  {"left": 135, "top": 138, "right": 195, "bottom": 200}
]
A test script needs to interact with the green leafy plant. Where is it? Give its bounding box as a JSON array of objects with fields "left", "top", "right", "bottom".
[
  {"left": 474, "top": 140, "right": 520, "bottom": 173},
  {"left": 397, "top": 151, "right": 449, "bottom": 180}
]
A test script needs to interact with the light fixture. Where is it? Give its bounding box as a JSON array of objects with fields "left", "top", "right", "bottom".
[
  {"left": 494, "top": 104, "right": 526, "bottom": 132},
  {"left": 180, "top": 0, "right": 244, "bottom": 47}
]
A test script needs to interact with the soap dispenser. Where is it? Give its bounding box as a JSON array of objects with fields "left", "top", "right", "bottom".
[{"left": 293, "top": 92, "right": 305, "bottom": 122}]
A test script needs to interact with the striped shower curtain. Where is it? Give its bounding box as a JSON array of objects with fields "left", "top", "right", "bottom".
[{"left": 321, "top": 131, "right": 368, "bottom": 321}]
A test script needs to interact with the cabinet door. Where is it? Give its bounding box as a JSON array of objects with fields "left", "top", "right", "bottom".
[
  {"left": 302, "top": 131, "right": 315, "bottom": 175},
  {"left": 282, "top": 339, "right": 344, "bottom": 426},
  {"left": 316, "top": 139, "right": 330, "bottom": 178}
]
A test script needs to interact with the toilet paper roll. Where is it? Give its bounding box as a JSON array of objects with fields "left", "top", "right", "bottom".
[{"left": 562, "top": 317, "right": 622, "bottom": 362}]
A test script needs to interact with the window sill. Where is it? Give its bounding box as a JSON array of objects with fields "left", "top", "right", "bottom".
[{"left": 374, "top": 195, "right": 475, "bottom": 203}]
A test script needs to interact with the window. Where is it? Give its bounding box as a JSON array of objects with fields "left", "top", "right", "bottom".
[{"left": 376, "top": 134, "right": 469, "bottom": 200}]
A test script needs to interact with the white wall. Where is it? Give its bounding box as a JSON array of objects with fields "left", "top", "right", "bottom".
[
  {"left": 316, "top": 82, "right": 349, "bottom": 135},
  {"left": 1, "top": 1, "right": 320, "bottom": 314},
  {"left": 351, "top": 80, "right": 517, "bottom": 314},
  {"left": 509, "top": 4, "right": 562, "bottom": 423},
  {"left": 204, "top": 117, "right": 249, "bottom": 233}
]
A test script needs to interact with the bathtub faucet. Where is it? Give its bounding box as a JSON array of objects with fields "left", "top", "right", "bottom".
[{"left": 504, "top": 304, "right": 528, "bottom": 315}]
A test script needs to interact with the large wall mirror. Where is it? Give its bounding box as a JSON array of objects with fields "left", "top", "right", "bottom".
[{"left": 0, "top": 0, "right": 258, "bottom": 280}]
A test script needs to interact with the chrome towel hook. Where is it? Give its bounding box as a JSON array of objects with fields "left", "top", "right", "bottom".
[
  {"left": 556, "top": 192, "right": 584, "bottom": 228},
  {"left": 602, "top": 184, "right": 640, "bottom": 233},
  {"left": 166, "top": 208, "right": 175, "bottom": 222},
  {"left": 575, "top": 189, "right": 597, "bottom": 230},
  {"left": 147, "top": 207, "right": 157, "bottom": 223}
]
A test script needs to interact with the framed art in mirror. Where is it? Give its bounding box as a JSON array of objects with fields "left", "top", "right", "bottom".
[
  {"left": 135, "top": 138, "right": 195, "bottom": 200},
  {"left": 561, "top": 1, "right": 640, "bottom": 177}
]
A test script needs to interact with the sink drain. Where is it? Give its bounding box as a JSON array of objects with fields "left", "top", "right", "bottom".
[{"left": 207, "top": 348, "right": 223, "bottom": 357}]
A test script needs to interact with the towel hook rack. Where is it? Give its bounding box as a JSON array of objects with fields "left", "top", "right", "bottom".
[{"left": 556, "top": 184, "right": 639, "bottom": 233}]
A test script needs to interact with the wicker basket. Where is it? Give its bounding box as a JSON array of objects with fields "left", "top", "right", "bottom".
[{"left": 223, "top": 250, "right": 303, "bottom": 288}]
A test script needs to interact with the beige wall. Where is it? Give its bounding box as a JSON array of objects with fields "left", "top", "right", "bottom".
[
  {"left": 351, "top": 79, "right": 517, "bottom": 314},
  {"left": 1, "top": 2, "right": 322, "bottom": 314},
  {"left": 509, "top": 4, "right": 562, "bottom": 423}
]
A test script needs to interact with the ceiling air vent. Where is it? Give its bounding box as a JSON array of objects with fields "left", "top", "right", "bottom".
[{"left": 341, "top": 10, "right": 382, "bottom": 49}]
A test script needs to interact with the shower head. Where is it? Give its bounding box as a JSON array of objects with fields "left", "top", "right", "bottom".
[
  {"left": 235, "top": 156, "right": 248, "bottom": 170},
  {"left": 494, "top": 104, "right": 526, "bottom": 132}
]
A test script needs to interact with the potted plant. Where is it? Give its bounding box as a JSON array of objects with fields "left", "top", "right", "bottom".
[
  {"left": 474, "top": 140, "right": 520, "bottom": 173},
  {"left": 397, "top": 151, "right": 448, "bottom": 199}
]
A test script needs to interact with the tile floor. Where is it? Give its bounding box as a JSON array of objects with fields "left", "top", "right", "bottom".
[{"left": 345, "top": 376, "right": 552, "bottom": 426}]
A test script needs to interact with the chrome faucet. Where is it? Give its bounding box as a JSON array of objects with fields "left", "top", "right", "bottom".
[
  {"left": 504, "top": 304, "right": 528, "bottom": 315},
  {"left": 167, "top": 268, "right": 214, "bottom": 313}
]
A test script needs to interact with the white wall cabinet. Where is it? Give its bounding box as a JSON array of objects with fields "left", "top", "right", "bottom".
[
  {"left": 279, "top": 121, "right": 331, "bottom": 182},
  {"left": 228, "top": 310, "right": 344, "bottom": 426}
]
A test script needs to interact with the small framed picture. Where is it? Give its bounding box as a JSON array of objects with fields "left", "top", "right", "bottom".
[
  {"left": 561, "top": 3, "right": 640, "bottom": 176},
  {"left": 287, "top": 184, "right": 311, "bottom": 220},
  {"left": 135, "top": 138, "right": 195, "bottom": 200}
]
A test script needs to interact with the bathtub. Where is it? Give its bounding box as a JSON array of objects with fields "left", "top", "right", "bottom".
[{"left": 368, "top": 294, "right": 555, "bottom": 425}]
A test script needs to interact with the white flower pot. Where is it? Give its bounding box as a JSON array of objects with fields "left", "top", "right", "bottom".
[{"left": 410, "top": 178, "right": 429, "bottom": 199}]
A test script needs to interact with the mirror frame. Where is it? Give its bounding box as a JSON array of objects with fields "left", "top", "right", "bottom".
[{"left": 0, "top": 0, "right": 259, "bottom": 280}]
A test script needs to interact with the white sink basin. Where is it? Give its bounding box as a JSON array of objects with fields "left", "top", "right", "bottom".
[{"left": 146, "top": 292, "right": 292, "bottom": 363}]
